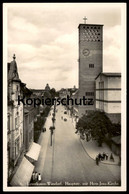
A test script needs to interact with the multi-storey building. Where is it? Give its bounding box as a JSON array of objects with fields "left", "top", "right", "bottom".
[
  {"left": 95, "top": 72, "right": 121, "bottom": 123},
  {"left": 7, "top": 54, "right": 24, "bottom": 180},
  {"left": 8, "top": 56, "right": 41, "bottom": 186}
]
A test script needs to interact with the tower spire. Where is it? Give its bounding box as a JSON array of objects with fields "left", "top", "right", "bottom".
[
  {"left": 83, "top": 16, "right": 87, "bottom": 24},
  {"left": 13, "top": 54, "right": 16, "bottom": 60}
]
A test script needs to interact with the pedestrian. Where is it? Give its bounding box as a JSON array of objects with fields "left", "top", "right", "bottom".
[
  {"left": 106, "top": 153, "right": 108, "bottom": 160},
  {"left": 32, "top": 172, "right": 35, "bottom": 183},
  {"left": 38, "top": 173, "right": 41, "bottom": 183},
  {"left": 102, "top": 152, "right": 106, "bottom": 160},
  {"left": 110, "top": 153, "right": 115, "bottom": 162},
  {"left": 35, "top": 171, "right": 38, "bottom": 182},
  {"left": 96, "top": 156, "right": 99, "bottom": 165},
  {"left": 98, "top": 153, "right": 102, "bottom": 161}
]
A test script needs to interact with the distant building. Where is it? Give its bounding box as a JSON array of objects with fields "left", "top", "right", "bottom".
[
  {"left": 59, "top": 87, "right": 77, "bottom": 99},
  {"left": 59, "top": 88, "right": 70, "bottom": 99},
  {"left": 30, "top": 84, "right": 50, "bottom": 99},
  {"left": 69, "top": 89, "right": 79, "bottom": 128},
  {"left": 45, "top": 83, "right": 50, "bottom": 91},
  {"left": 95, "top": 72, "right": 121, "bottom": 123},
  {"left": 30, "top": 89, "right": 44, "bottom": 97}
]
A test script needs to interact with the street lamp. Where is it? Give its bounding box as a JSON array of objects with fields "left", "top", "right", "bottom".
[
  {"left": 75, "top": 115, "right": 78, "bottom": 127},
  {"left": 49, "top": 126, "right": 54, "bottom": 146},
  {"left": 52, "top": 117, "right": 56, "bottom": 127}
]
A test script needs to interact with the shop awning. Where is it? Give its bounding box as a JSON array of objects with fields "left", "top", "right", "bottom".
[
  {"left": 10, "top": 157, "right": 34, "bottom": 186},
  {"left": 26, "top": 142, "right": 41, "bottom": 161}
]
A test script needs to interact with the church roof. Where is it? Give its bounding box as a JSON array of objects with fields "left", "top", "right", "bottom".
[
  {"left": 78, "top": 24, "right": 103, "bottom": 28},
  {"left": 95, "top": 72, "right": 121, "bottom": 80}
]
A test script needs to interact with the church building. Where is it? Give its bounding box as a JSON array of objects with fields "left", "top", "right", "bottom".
[{"left": 77, "top": 18, "right": 121, "bottom": 124}]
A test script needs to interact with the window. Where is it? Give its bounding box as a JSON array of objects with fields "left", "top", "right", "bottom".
[
  {"left": 15, "top": 85, "right": 19, "bottom": 100},
  {"left": 99, "top": 81, "right": 104, "bottom": 110},
  {"left": 89, "top": 64, "right": 94, "bottom": 68},
  {"left": 15, "top": 117, "right": 18, "bottom": 130},
  {"left": 85, "top": 92, "right": 94, "bottom": 96},
  {"left": 29, "top": 113, "right": 32, "bottom": 124},
  {"left": 8, "top": 115, "right": 10, "bottom": 132},
  {"left": 15, "top": 138, "right": 20, "bottom": 156}
]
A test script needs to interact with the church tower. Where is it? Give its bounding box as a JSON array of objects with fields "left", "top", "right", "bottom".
[{"left": 78, "top": 18, "right": 103, "bottom": 117}]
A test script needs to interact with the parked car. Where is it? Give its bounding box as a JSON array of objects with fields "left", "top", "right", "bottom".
[
  {"left": 64, "top": 111, "right": 67, "bottom": 114},
  {"left": 64, "top": 118, "right": 67, "bottom": 121}
]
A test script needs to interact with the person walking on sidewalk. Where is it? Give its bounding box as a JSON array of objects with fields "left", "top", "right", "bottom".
[
  {"left": 98, "top": 153, "right": 102, "bottom": 161},
  {"left": 32, "top": 172, "right": 35, "bottom": 183},
  {"left": 110, "top": 153, "right": 115, "bottom": 162},
  {"left": 102, "top": 152, "right": 106, "bottom": 160},
  {"left": 38, "top": 173, "right": 42, "bottom": 183},
  {"left": 106, "top": 153, "right": 108, "bottom": 160},
  {"left": 96, "top": 156, "right": 99, "bottom": 165},
  {"left": 35, "top": 172, "right": 38, "bottom": 183}
]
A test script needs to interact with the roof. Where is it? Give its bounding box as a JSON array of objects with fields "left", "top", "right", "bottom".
[
  {"left": 78, "top": 24, "right": 104, "bottom": 28},
  {"left": 95, "top": 72, "right": 121, "bottom": 80},
  {"left": 25, "top": 142, "right": 41, "bottom": 161},
  {"left": 21, "top": 84, "right": 32, "bottom": 96},
  {"left": 24, "top": 107, "right": 35, "bottom": 114},
  {"left": 30, "top": 89, "right": 44, "bottom": 92},
  {"left": 8, "top": 60, "right": 21, "bottom": 82},
  {"left": 10, "top": 156, "right": 34, "bottom": 186},
  {"left": 72, "top": 89, "right": 79, "bottom": 96}
]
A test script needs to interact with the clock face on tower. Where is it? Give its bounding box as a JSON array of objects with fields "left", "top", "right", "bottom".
[{"left": 82, "top": 49, "right": 90, "bottom": 56}]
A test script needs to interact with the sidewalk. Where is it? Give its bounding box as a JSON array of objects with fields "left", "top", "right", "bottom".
[
  {"left": 33, "top": 107, "right": 54, "bottom": 176},
  {"left": 80, "top": 136, "right": 120, "bottom": 165},
  {"left": 67, "top": 111, "right": 120, "bottom": 166},
  {"left": 60, "top": 106, "right": 120, "bottom": 166}
]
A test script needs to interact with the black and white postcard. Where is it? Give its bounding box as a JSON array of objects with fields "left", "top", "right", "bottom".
[{"left": 3, "top": 2, "right": 126, "bottom": 192}]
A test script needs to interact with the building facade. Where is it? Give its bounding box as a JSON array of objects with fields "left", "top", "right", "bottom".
[
  {"left": 95, "top": 72, "right": 121, "bottom": 123},
  {"left": 8, "top": 56, "right": 41, "bottom": 186},
  {"left": 7, "top": 55, "right": 24, "bottom": 179},
  {"left": 78, "top": 23, "right": 103, "bottom": 117},
  {"left": 21, "top": 85, "right": 34, "bottom": 152}
]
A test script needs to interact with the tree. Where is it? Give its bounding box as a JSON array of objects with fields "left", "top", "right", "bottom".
[
  {"left": 109, "top": 122, "right": 121, "bottom": 136},
  {"left": 44, "top": 90, "right": 51, "bottom": 98},
  {"left": 76, "top": 111, "right": 113, "bottom": 146}
]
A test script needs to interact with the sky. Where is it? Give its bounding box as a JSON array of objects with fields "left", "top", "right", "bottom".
[{"left": 4, "top": 3, "right": 126, "bottom": 90}]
